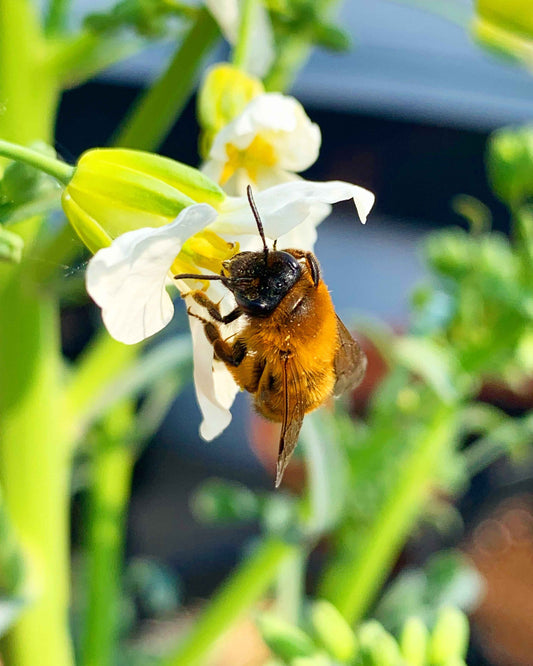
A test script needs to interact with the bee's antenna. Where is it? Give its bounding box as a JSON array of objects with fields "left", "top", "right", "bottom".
[
  {"left": 174, "top": 273, "right": 223, "bottom": 281},
  {"left": 247, "top": 184, "right": 268, "bottom": 260}
]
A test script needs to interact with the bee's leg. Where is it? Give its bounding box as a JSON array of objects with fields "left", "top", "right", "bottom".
[
  {"left": 304, "top": 252, "right": 320, "bottom": 287},
  {"left": 187, "top": 290, "right": 242, "bottom": 324},
  {"left": 187, "top": 307, "right": 247, "bottom": 367}
]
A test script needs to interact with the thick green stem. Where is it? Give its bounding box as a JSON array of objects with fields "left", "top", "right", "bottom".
[
  {"left": 113, "top": 8, "right": 219, "bottom": 151},
  {"left": 0, "top": 266, "right": 74, "bottom": 666},
  {"left": 80, "top": 403, "right": 135, "bottom": 666},
  {"left": 0, "top": 140, "right": 74, "bottom": 184},
  {"left": 0, "top": 1, "right": 59, "bottom": 145},
  {"left": 318, "top": 403, "right": 456, "bottom": 624},
  {"left": 162, "top": 537, "right": 297, "bottom": 666},
  {"left": 0, "top": 3, "right": 74, "bottom": 665}
]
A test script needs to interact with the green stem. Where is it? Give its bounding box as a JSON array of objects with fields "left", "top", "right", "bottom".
[
  {"left": 112, "top": 8, "right": 219, "bottom": 151},
  {"left": 50, "top": 30, "right": 145, "bottom": 89},
  {"left": 275, "top": 548, "right": 306, "bottom": 624},
  {"left": 162, "top": 537, "right": 297, "bottom": 666},
  {"left": 318, "top": 403, "right": 456, "bottom": 624},
  {"left": 64, "top": 330, "right": 140, "bottom": 443},
  {"left": 232, "top": 0, "right": 257, "bottom": 70},
  {"left": 0, "top": 140, "right": 74, "bottom": 184},
  {"left": 264, "top": 0, "right": 341, "bottom": 92},
  {"left": 0, "top": 267, "right": 74, "bottom": 666},
  {"left": 80, "top": 403, "right": 135, "bottom": 666},
  {"left": 45, "top": 0, "right": 71, "bottom": 35},
  {"left": 0, "top": 0, "right": 58, "bottom": 146}
]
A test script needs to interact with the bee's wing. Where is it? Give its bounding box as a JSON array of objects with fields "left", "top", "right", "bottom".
[
  {"left": 276, "top": 355, "right": 305, "bottom": 488},
  {"left": 333, "top": 315, "right": 367, "bottom": 396}
]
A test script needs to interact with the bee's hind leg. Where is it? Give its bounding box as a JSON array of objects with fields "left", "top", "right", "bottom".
[{"left": 187, "top": 306, "right": 247, "bottom": 368}]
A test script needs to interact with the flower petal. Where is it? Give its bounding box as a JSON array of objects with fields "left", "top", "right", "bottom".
[
  {"left": 208, "top": 94, "right": 320, "bottom": 173},
  {"left": 214, "top": 180, "right": 375, "bottom": 240},
  {"left": 86, "top": 204, "right": 218, "bottom": 344},
  {"left": 185, "top": 286, "right": 241, "bottom": 440}
]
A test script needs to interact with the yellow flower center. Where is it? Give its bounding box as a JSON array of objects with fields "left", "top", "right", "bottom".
[
  {"left": 171, "top": 229, "right": 239, "bottom": 290},
  {"left": 220, "top": 135, "right": 278, "bottom": 185}
]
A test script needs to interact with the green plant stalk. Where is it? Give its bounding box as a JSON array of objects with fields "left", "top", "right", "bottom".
[
  {"left": 0, "top": 139, "right": 75, "bottom": 184},
  {"left": 80, "top": 402, "right": 135, "bottom": 666},
  {"left": 162, "top": 537, "right": 298, "bottom": 666},
  {"left": 0, "top": 266, "right": 74, "bottom": 666},
  {"left": 113, "top": 8, "right": 219, "bottom": 151},
  {"left": 275, "top": 548, "right": 306, "bottom": 624},
  {"left": 64, "top": 330, "right": 140, "bottom": 444},
  {"left": 0, "top": 1, "right": 59, "bottom": 147},
  {"left": 45, "top": 0, "right": 71, "bottom": 35},
  {"left": 0, "top": 3, "right": 76, "bottom": 664},
  {"left": 264, "top": 0, "right": 341, "bottom": 92},
  {"left": 232, "top": 0, "right": 258, "bottom": 70},
  {"left": 318, "top": 402, "right": 457, "bottom": 624}
]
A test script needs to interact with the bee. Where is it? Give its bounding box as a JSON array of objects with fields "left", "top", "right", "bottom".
[{"left": 175, "top": 186, "right": 367, "bottom": 486}]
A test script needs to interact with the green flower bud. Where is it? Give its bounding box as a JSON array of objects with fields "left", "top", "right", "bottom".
[
  {"left": 428, "top": 607, "right": 469, "bottom": 665},
  {"left": 62, "top": 148, "right": 225, "bottom": 253},
  {"left": 257, "top": 613, "right": 317, "bottom": 661},
  {"left": 474, "top": 0, "right": 533, "bottom": 64},
  {"left": 0, "top": 227, "right": 24, "bottom": 264},
  {"left": 310, "top": 600, "right": 358, "bottom": 662},
  {"left": 190, "top": 479, "right": 260, "bottom": 524},
  {"left": 197, "top": 63, "right": 264, "bottom": 156},
  {"left": 487, "top": 126, "right": 533, "bottom": 206},
  {"left": 358, "top": 620, "right": 402, "bottom": 666},
  {"left": 400, "top": 617, "right": 428, "bottom": 666},
  {"left": 425, "top": 229, "right": 472, "bottom": 280}
]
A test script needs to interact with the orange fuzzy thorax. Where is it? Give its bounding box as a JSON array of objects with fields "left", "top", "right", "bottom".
[{"left": 228, "top": 267, "right": 339, "bottom": 422}]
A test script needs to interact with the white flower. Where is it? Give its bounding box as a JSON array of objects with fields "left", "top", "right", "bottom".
[
  {"left": 86, "top": 180, "right": 375, "bottom": 441},
  {"left": 203, "top": 93, "right": 321, "bottom": 196},
  {"left": 205, "top": 0, "right": 274, "bottom": 77}
]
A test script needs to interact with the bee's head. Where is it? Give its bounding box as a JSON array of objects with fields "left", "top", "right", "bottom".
[{"left": 222, "top": 250, "right": 301, "bottom": 315}]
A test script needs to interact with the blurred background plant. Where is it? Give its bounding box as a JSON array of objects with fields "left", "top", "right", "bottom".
[{"left": 0, "top": 1, "right": 532, "bottom": 666}]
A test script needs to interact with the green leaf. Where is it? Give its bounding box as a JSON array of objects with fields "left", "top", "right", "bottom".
[
  {"left": 257, "top": 613, "right": 317, "bottom": 661},
  {"left": 310, "top": 600, "right": 358, "bottom": 662},
  {"left": 427, "top": 607, "right": 469, "bottom": 664},
  {"left": 374, "top": 551, "right": 482, "bottom": 633},
  {"left": 357, "top": 620, "right": 402, "bottom": 666},
  {"left": 300, "top": 409, "right": 350, "bottom": 537},
  {"left": 400, "top": 616, "right": 428, "bottom": 666}
]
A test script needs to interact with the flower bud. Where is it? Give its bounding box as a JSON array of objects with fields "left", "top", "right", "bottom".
[
  {"left": 400, "top": 616, "right": 428, "bottom": 666},
  {"left": 190, "top": 479, "right": 260, "bottom": 524},
  {"left": 357, "top": 620, "right": 402, "bottom": 666},
  {"left": 197, "top": 64, "right": 264, "bottom": 157},
  {"left": 428, "top": 607, "right": 469, "bottom": 665},
  {"left": 62, "top": 148, "right": 225, "bottom": 253},
  {"left": 310, "top": 600, "right": 358, "bottom": 662},
  {"left": 474, "top": 0, "right": 533, "bottom": 64},
  {"left": 257, "top": 613, "right": 317, "bottom": 661},
  {"left": 487, "top": 125, "right": 533, "bottom": 206}
]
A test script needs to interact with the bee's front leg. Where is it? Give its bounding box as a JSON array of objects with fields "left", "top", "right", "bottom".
[
  {"left": 186, "top": 290, "right": 242, "bottom": 324},
  {"left": 187, "top": 307, "right": 247, "bottom": 367}
]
